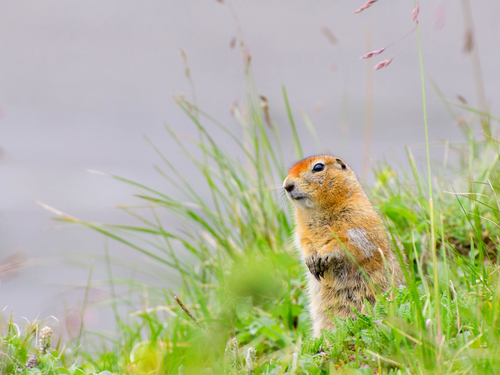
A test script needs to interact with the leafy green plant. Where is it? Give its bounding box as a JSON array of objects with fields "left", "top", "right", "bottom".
[{"left": 0, "top": 312, "right": 112, "bottom": 375}]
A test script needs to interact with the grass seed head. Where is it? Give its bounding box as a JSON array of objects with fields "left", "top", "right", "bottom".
[
  {"left": 320, "top": 27, "right": 338, "bottom": 45},
  {"left": 464, "top": 28, "right": 474, "bottom": 53},
  {"left": 354, "top": 0, "right": 379, "bottom": 14},
  {"left": 456, "top": 94, "right": 468, "bottom": 104},
  {"left": 245, "top": 347, "right": 257, "bottom": 374},
  {"left": 38, "top": 326, "right": 53, "bottom": 355},
  {"left": 374, "top": 58, "right": 393, "bottom": 70},
  {"left": 360, "top": 48, "right": 386, "bottom": 59},
  {"left": 425, "top": 319, "right": 432, "bottom": 332},
  {"left": 224, "top": 337, "right": 238, "bottom": 374},
  {"left": 412, "top": 3, "right": 420, "bottom": 23},
  {"left": 242, "top": 47, "right": 251, "bottom": 66},
  {"left": 25, "top": 355, "right": 39, "bottom": 369}
]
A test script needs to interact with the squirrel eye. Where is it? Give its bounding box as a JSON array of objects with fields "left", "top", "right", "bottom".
[{"left": 312, "top": 163, "right": 325, "bottom": 172}]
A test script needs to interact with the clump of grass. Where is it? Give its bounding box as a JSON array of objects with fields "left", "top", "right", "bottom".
[
  {"left": 38, "top": 70, "right": 500, "bottom": 374},
  {"left": 0, "top": 311, "right": 113, "bottom": 375},
  {"left": 32, "top": 3, "right": 500, "bottom": 373},
  {"left": 46, "top": 82, "right": 307, "bottom": 373}
]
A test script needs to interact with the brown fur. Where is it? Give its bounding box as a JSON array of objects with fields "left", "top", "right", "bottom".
[{"left": 284, "top": 155, "right": 405, "bottom": 337}]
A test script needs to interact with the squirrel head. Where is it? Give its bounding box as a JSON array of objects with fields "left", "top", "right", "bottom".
[{"left": 283, "top": 155, "right": 361, "bottom": 211}]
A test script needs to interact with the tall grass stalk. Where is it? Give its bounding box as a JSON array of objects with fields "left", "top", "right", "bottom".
[
  {"left": 415, "top": 4, "right": 441, "bottom": 357},
  {"left": 361, "top": 25, "right": 374, "bottom": 183}
]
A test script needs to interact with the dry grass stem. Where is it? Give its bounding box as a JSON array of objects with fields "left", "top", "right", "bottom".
[
  {"left": 259, "top": 95, "right": 273, "bottom": 128},
  {"left": 172, "top": 294, "right": 202, "bottom": 328},
  {"left": 463, "top": 28, "right": 474, "bottom": 53},
  {"left": 320, "top": 27, "right": 337, "bottom": 45},
  {"left": 36, "top": 201, "right": 78, "bottom": 221}
]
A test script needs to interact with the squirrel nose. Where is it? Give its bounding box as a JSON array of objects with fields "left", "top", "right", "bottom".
[{"left": 284, "top": 183, "right": 295, "bottom": 192}]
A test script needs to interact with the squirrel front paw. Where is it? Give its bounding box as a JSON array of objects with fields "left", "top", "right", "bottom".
[{"left": 305, "top": 252, "right": 333, "bottom": 281}]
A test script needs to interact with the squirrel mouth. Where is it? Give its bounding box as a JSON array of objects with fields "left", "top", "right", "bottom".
[{"left": 289, "top": 193, "right": 308, "bottom": 201}]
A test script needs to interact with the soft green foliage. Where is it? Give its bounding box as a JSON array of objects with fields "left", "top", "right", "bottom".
[
  {"left": 39, "top": 76, "right": 498, "bottom": 374},
  {"left": 0, "top": 314, "right": 111, "bottom": 375}
]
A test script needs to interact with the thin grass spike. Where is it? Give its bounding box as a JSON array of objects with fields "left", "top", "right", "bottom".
[
  {"left": 354, "top": 0, "right": 379, "bottom": 14},
  {"left": 172, "top": 294, "right": 202, "bottom": 328}
]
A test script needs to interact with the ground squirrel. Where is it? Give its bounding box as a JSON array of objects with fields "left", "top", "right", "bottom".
[{"left": 283, "top": 155, "right": 405, "bottom": 337}]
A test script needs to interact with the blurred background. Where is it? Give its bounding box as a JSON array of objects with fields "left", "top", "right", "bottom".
[{"left": 1, "top": 0, "right": 499, "bottom": 329}]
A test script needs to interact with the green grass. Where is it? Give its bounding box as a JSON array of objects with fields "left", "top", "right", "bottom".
[
  {"left": 0, "top": 312, "right": 111, "bottom": 375},
  {"left": 4, "top": 19, "right": 500, "bottom": 375},
  {"left": 14, "top": 72, "right": 497, "bottom": 374}
]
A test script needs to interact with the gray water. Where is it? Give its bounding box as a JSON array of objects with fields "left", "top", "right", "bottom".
[{"left": 1, "top": 1, "right": 499, "bottom": 330}]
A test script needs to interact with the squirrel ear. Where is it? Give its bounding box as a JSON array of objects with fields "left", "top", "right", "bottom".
[{"left": 334, "top": 158, "right": 347, "bottom": 171}]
